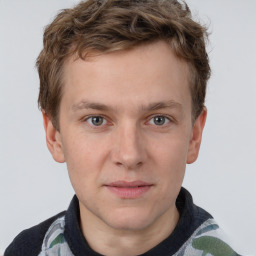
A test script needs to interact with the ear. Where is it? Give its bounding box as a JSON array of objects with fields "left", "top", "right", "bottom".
[
  {"left": 186, "top": 108, "right": 207, "bottom": 164},
  {"left": 42, "top": 112, "right": 65, "bottom": 163}
]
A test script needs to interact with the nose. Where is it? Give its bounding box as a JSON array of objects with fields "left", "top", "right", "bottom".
[{"left": 111, "top": 123, "right": 146, "bottom": 170}]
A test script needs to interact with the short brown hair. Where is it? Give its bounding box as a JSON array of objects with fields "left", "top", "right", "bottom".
[{"left": 37, "top": 0, "right": 211, "bottom": 130}]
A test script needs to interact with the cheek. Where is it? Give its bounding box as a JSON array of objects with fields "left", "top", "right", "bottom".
[
  {"left": 148, "top": 133, "right": 189, "bottom": 188},
  {"left": 61, "top": 130, "right": 113, "bottom": 187},
  {"left": 61, "top": 135, "right": 97, "bottom": 179},
  {"left": 62, "top": 130, "right": 103, "bottom": 162},
  {"left": 149, "top": 131, "right": 190, "bottom": 165}
]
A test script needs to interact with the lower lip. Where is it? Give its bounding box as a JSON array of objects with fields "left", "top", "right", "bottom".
[{"left": 106, "top": 185, "right": 152, "bottom": 199}]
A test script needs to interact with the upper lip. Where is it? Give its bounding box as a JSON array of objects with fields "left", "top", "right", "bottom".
[{"left": 106, "top": 180, "right": 152, "bottom": 187}]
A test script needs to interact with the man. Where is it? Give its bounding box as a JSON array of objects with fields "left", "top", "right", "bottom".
[{"left": 5, "top": 0, "right": 242, "bottom": 255}]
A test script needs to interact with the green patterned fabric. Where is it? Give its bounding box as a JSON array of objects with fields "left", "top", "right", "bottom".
[
  {"left": 192, "top": 236, "right": 238, "bottom": 256},
  {"left": 37, "top": 217, "right": 239, "bottom": 256}
]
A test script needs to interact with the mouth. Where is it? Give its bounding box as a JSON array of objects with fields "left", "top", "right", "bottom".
[{"left": 104, "top": 180, "right": 153, "bottom": 199}]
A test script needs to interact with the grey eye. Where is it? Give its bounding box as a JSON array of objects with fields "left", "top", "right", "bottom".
[
  {"left": 88, "top": 116, "right": 105, "bottom": 126},
  {"left": 152, "top": 116, "right": 169, "bottom": 126}
]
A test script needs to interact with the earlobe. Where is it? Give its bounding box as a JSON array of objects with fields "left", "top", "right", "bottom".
[
  {"left": 187, "top": 108, "right": 207, "bottom": 164},
  {"left": 42, "top": 112, "right": 65, "bottom": 163}
]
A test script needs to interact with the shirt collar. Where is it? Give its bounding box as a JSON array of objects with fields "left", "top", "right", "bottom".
[{"left": 64, "top": 187, "right": 212, "bottom": 256}]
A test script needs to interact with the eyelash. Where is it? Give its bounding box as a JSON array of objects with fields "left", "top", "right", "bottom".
[{"left": 83, "top": 114, "right": 173, "bottom": 128}]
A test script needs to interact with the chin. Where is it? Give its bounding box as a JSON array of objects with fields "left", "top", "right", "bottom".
[{"left": 104, "top": 208, "right": 157, "bottom": 231}]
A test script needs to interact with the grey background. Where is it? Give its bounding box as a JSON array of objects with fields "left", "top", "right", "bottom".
[{"left": 0, "top": 0, "right": 255, "bottom": 255}]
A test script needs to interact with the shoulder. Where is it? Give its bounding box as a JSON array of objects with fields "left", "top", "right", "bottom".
[
  {"left": 177, "top": 218, "right": 241, "bottom": 256},
  {"left": 4, "top": 211, "right": 66, "bottom": 256},
  {"left": 175, "top": 189, "right": 242, "bottom": 255}
]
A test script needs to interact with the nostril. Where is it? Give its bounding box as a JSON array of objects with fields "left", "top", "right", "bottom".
[
  {"left": 115, "top": 160, "right": 143, "bottom": 169},
  {"left": 136, "top": 162, "right": 143, "bottom": 167},
  {"left": 115, "top": 161, "right": 123, "bottom": 167}
]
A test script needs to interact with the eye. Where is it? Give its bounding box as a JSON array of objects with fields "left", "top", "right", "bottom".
[
  {"left": 87, "top": 116, "right": 106, "bottom": 126},
  {"left": 149, "top": 116, "right": 170, "bottom": 126}
]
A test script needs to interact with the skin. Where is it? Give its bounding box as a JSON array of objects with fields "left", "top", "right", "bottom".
[{"left": 43, "top": 40, "right": 207, "bottom": 256}]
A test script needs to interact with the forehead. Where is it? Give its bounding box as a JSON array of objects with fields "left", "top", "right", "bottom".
[{"left": 61, "top": 41, "right": 191, "bottom": 113}]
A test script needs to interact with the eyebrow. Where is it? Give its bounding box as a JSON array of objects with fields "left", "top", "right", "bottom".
[
  {"left": 142, "top": 100, "right": 182, "bottom": 111},
  {"left": 71, "top": 100, "right": 182, "bottom": 112},
  {"left": 72, "top": 101, "right": 110, "bottom": 112}
]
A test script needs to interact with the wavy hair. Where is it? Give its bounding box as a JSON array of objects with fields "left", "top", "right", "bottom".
[{"left": 37, "top": 0, "right": 211, "bottom": 129}]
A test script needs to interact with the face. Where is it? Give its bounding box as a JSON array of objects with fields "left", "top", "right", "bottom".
[{"left": 44, "top": 40, "right": 206, "bottom": 232}]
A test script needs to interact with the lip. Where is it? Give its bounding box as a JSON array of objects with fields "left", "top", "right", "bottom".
[{"left": 105, "top": 180, "right": 153, "bottom": 199}]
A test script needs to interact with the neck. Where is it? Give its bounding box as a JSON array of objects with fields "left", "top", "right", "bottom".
[{"left": 79, "top": 203, "right": 179, "bottom": 256}]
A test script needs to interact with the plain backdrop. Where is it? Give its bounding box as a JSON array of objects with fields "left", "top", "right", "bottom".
[{"left": 0, "top": 0, "right": 255, "bottom": 255}]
